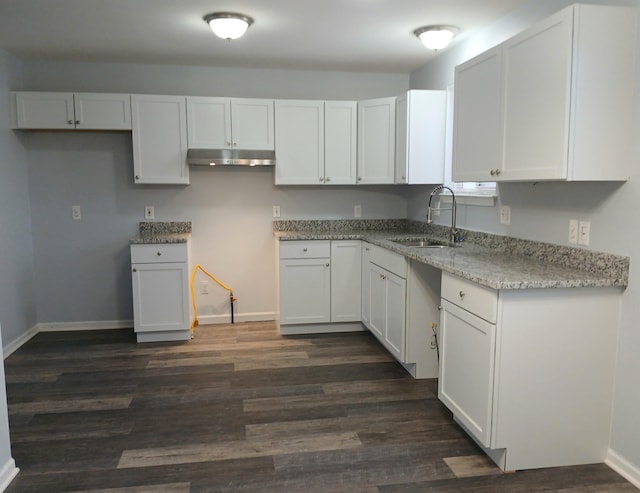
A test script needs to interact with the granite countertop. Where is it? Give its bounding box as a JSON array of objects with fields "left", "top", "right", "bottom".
[
  {"left": 274, "top": 220, "right": 629, "bottom": 291},
  {"left": 130, "top": 221, "right": 192, "bottom": 244}
]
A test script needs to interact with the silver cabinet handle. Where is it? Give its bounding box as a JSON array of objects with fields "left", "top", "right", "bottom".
[
  {"left": 156, "top": 252, "right": 162, "bottom": 256},
  {"left": 326, "top": 177, "right": 331, "bottom": 182},
  {"left": 135, "top": 175, "right": 140, "bottom": 180},
  {"left": 67, "top": 120, "right": 74, "bottom": 125},
  {"left": 495, "top": 169, "right": 501, "bottom": 175},
  {"left": 303, "top": 248, "right": 308, "bottom": 252},
  {"left": 490, "top": 169, "right": 496, "bottom": 176},
  {"left": 75, "top": 120, "right": 80, "bottom": 124},
  {"left": 326, "top": 263, "right": 330, "bottom": 267},
  {"left": 319, "top": 177, "right": 324, "bottom": 182},
  {"left": 459, "top": 291, "right": 465, "bottom": 299},
  {"left": 132, "top": 268, "right": 137, "bottom": 273}
]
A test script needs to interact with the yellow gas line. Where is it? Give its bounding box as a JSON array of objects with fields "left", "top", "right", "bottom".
[{"left": 190, "top": 264, "right": 236, "bottom": 333}]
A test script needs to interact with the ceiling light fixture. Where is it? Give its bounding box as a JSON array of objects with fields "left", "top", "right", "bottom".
[
  {"left": 204, "top": 12, "right": 254, "bottom": 40},
  {"left": 414, "top": 25, "right": 459, "bottom": 51}
]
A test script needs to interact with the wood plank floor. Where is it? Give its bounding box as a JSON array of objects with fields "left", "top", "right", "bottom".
[{"left": 3, "top": 322, "right": 636, "bottom": 492}]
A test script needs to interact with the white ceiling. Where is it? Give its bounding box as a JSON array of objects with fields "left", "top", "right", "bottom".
[{"left": 0, "top": 0, "right": 528, "bottom": 73}]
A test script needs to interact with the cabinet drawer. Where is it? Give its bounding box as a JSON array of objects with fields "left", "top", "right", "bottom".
[
  {"left": 279, "top": 240, "right": 330, "bottom": 259},
  {"left": 131, "top": 243, "right": 188, "bottom": 264},
  {"left": 369, "top": 243, "right": 407, "bottom": 278},
  {"left": 441, "top": 272, "right": 497, "bottom": 323}
]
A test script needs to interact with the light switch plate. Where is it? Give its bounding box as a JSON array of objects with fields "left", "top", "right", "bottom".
[
  {"left": 273, "top": 205, "right": 281, "bottom": 218},
  {"left": 568, "top": 219, "right": 578, "bottom": 244},
  {"left": 578, "top": 221, "right": 590, "bottom": 246},
  {"left": 354, "top": 205, "right": 362, "bottom": 218},
  {"left": 144, "top": 206, "right": 155, "bottom": 220}
]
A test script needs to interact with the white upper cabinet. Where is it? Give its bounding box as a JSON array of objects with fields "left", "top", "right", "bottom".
[
  {"left": 12, "top": 92, "right": 131, "bottom": 130},
  {"left": 357, "top": 97, "right": 396, "bottom": 184},
  {"left": 452, "top": 47, "right": 503, "bottom": 182},
  {"left": 324, "top": 101, "right": 357, "bottom": 185},
  {"left": 131, "top": 94, "right": 189, "bottom": 185},
  {"left": 186, "top": 97, "right": 274, "bottom": 150},
  {"left": 453, "top": 4, "right": 635, "bottom": 182},
  {"left": 395, "top": 90, "right": 446, "bottom": 184},
  {"left": 275, "top": 100, "right": 356, "bottom": 185}
]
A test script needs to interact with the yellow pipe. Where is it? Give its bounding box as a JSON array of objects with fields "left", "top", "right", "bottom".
[{"left": 190, "top": 264, "right": 236, "bottom": 333}]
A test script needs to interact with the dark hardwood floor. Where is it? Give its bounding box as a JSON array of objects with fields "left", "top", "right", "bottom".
[{"left": 2, "top": 322, "right": 636, "bottom": 492}]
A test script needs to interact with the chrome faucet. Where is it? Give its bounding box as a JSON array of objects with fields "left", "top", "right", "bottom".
[{"left": 427, "top": 185, "right": 458, "bottom": 244}]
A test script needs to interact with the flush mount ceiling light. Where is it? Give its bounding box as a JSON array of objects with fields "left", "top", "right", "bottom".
[
  {"left": 204, "top": 12, "right": 254, "bottom": 40},
  {"left": 414, "top": 25, "right": 459, "bottom": 51}
]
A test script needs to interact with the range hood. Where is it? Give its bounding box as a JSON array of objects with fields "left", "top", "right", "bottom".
[{"left": 187, "top": 148, "right": 276, "bottom": 167}]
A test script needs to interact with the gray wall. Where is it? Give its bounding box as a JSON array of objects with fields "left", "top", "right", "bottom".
[
  {"left": 0, "top": 48, "right": 27, "bottom": 486},
  {"left": 409, "top": 0, "right": 640, "bottom": 474},
  {"left": 0, "top": 50, "right": 37, "bottom": 345},
  {"left": 19, "top": 61, "right": 409, "bottom": 327}
]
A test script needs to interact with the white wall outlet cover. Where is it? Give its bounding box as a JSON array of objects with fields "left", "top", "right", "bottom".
[
  {"left": 71, "top": 205, "right": 82, "bottom": 220},
  {"left": 354, "top": 205, "right": 362, "bottom": 218},
  {"left": 273, "top": 205, "right": 281, "bottom": 218},
  {"left": 569, "top": 219, "right": 579, "bottom": 244},
  {"left": 144, "top": 206, "right": 155, "bottom": 219},
  {"left": 578, "top": 220, "right": 591, "bottom": 246},
  {"left": 500, "top": 205, "right": 511, "bottom": 225}
]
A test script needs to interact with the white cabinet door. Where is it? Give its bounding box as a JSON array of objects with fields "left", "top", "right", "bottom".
[
  {"left": 274, "top": 100, "right": 324, "bottom": 185},
  {"left": 368, "top": 263, "right": 387, "bottom": 340},
  {"left": 131, "top": 95, "right": 189, "bottom": 185},
  {"left": 132, "top": 261, "right": 190, "bottom": 333},
  {"left": 501, "top": 7, "right": 573, "bottom": 181},
  {"left": 438, "top": 299, "right": 496, "bottom": 447},
  {"left": 279, "top": 258, "right": 331, "bottom": 325},
  {"left": 384, "top": 270, "right": 406, "bottom": 361},
  {"left": 325, "top": 101, "right": 357, "bottom": 185},
  {"left": 73, "top": 93, "right": 131, "bottom": 130},
  {"left": 452, "top": 47, "right": 503, "bottom": 182},
  {"left": 395, "top": 90, "right": 446, "bottom": 184},
  {"left": 368, "top": 262, "right": 406, "bottom": 361},
  {"left": 330, "top": 240, "right": 361, "bottom": 322},
  {"left": 231, "top": 98, "right": 275, "bottom": 150},
  {"left": 357, "top": 97, "right": 396, "bottom": 184},
  {"left": 186, "top": 97, "right": 231, "bottom": 149},
  {"left": 13, "top": 92, "right": 75, "bottom": 129},
  {"left": 361, "top": 243, "right": 372, "bottom": 327}
]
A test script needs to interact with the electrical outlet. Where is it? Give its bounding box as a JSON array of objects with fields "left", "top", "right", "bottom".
[
  {"left": 273, "top": 205, "right": 281, "bottom": 218},
  {"left": 71, "top": 205, "right": 82, "bottom": 221},
  {"left": 201, "top": 280, "right": 209, "bottom": 295},
  {"left": 500, "top": 205, "right": 511, "bottom": 225},
  {"left": 578, "top": 221, "right": 591, "bottom": 246},
  {"left": 144, "top": 206, "right": 155, "bottom": 220},
  {"left": 354, "top": 205, "right": 362, "bottom": 218},
  {"left": 568, "top": 219, "right": 579, "bottom": 244}
]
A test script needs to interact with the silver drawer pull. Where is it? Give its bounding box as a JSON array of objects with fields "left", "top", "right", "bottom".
[
  {"left": 157, "top": 252, "right": 162, "bottom": 256},
  {"left": 303, "top": 248, "right": 308, "bottom": 252},
  {"left": 132, "top": 268, "right": 137, "bottom": 272},
  {"left": 326, "top": 263, "right": 330, "bottom": 267},
  {"left": 459, "top": 291, "right": 465, "bottom": 299}
]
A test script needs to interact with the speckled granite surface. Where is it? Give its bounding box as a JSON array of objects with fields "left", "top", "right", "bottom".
[
  {"left": 130, "top": 221, "right": 192, "bottom": 244},
  {"left": 274, "top": 219, "right": 629, "bottom": 290}
]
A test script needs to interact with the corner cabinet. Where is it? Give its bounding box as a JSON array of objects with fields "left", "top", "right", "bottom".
[
  {"left": 395, "top": 90, "right": 446, "bottom": 184},
  {"left": 277, "top": 240, "right": 361, "bottom": 333},
  {"left": 131, "top": 95, "right": 189, "bottom": 185},
  {"left": 11, "top": 92, "right": 131, "bottom": 130},
  {"left": 274, "top": 100, "right": 357, "bottom": 185},
  {"left": 357, "top": 97, "right": 396, "bottom": 184},
  {"left": 131, "top": 243, "right": 191, "bottom": 343},
  {"left": 452, "top": 4, "right": 635, "bottom": 182},
  {"left": 438, "top": 272, "right": 621, "bottom": 471},
  {"left": 186, "top": 97, "right": 274, "bottom": 150}
]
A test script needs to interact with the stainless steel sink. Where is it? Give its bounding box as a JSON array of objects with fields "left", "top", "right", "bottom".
[{"left": 391, "top": 238, "right": 455, "bottom": 248}]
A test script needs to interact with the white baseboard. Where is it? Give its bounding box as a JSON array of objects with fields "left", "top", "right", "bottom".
[
  {"left": 606, "top": 449, "right": 640, "bottom": 489},
  {"left": 0, "top": 458, "right": 18, "bottom": 492},
  {"left": 37, "top": 320, "right": 133, "bottom": 332},
  {"left": 3, "top": 320, "right": 133, "bottom": 359},
  {"left": 195, "top": 312, "right": 275, "bottom": 325},
  {"left": 2, "top": 325, "right": 39, "bottom": 359}
]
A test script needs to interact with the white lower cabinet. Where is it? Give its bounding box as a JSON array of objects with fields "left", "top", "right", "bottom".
[
  {"left": 278, "top": 240, "right": 361, "bottom": 334},
  {"left": 362, "top": 242, "right": 440, "bottom": 378},
  {"left": 438, "top": 271, "right": 622, "bottom": 471},
  {"left": 130, "top": 243, "right": 191, "bottom": 343}
]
